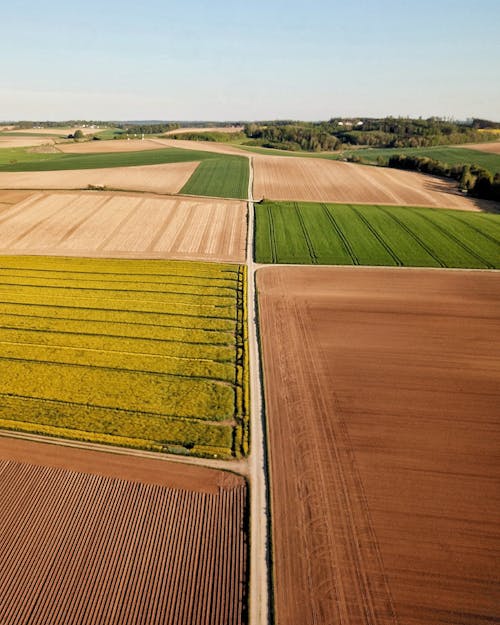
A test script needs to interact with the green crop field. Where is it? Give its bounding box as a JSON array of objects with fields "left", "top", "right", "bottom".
[
  {"left": 255, "top": 200, "right": 500, "bottom": 268},
  {"left": 0, "top": 146, "right": 249, "bottom": 199},
  {"left": 181, "top": 156, "right": 249, "bottom": 198},
  {"left": 340, "top": 146, "right": 500, "bottom": 173},
  {"left": 0, "top": 256, "right": 248, "bottom": 458}
]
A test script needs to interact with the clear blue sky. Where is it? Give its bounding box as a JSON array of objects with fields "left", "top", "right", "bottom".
[{"left": 1, "top": 0, "right": 499, "bottom": 121}]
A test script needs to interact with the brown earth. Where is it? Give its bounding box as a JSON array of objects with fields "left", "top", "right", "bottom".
[
  {"left": 252, "top": 155, "right": 488, "bottom": 210},
  {"left": 459, "top": 141, "right": 500, "bottom": 154},
  {"left": 153, "top": 137, "right": 250, "bottom": 156},
  {"left": 0, "top": 191, "right": 247, "bottom": 262},
  {"left": 257, "top": 266, "right": 500, "bottom": 625},
  {"left": 4, "top": 127, "right": 102, "bottom": 136},
  {"left": 0, "top": 161, "right": 199, "bottom": 194},
  {"left": 0, "top": 436, "right": 247, "bottom": 625},
  {"left": 56, "top": 139, "right": 174, "bottom": 153},
  {"left": 0, "top": 136, "right": 56, "bottom": 148}
]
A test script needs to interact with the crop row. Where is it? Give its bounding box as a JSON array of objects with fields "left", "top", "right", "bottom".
[
  {"left": 0, "top": 257, "right": 248, "bottom": 458},
  {"left": 255, "top": 201, "right": 500, "bottom": 268}
]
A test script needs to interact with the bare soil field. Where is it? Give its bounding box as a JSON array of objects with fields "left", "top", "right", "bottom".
[
  {"left": 4, "top": 127, "right": 101, "bottom": 136},
  {"left": 461, "top": 141, "right": 500, "bottom": 154},
  {"left": 0, "top": 436, "right": 247, "bottom": 625},
  {"left": 153, "top": 137, "right": 250, "bottom": 156},
  {"left": 0, "top": 161, "right": 198, "bottom": 194},
  {"left": 257, "top": 266, "right": 500, "bottom": 625},
  {"left": 253, "top": 155, "right": 485, "bottom": 210},
  {"left": 164, "top": 126, "right": 244, "bottom": 135},
  {"left": 56, "top": 139, "right": 172, "bottom": 153},
  {"left": 0, "top": 136, "right": 55, "bottom": 148},
  {"left": 0, "top": 191, "right": 246, "bottom": 262}
]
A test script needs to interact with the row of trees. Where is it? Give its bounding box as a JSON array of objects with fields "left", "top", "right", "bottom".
[{"left": 386, "top": 154, "right": 500, "bottom": 202}]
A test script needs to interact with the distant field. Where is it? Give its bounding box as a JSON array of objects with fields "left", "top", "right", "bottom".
[
  {"left": 339, "top": 146, "right": 500, "bottom": 173},
  {"left": 0, "top": 256, "right": 248, "bottom": 458},
  {"left": 181, "top": 157, "right": 249, "bottom": 198},
  {"left": 255, "top": 200, "right": 500, "bottom": 268},
  {"left": 0, "top": 146, "right": 249, "bottom": 199}
]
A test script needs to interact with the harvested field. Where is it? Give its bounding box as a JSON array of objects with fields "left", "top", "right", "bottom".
[
  {"left": 0, "top": 436, "right": 247, "bottom": 625},
  {"left": 153, "top": 137, "right": 250, "bottom": 157},
  {"left": 257, "top": 266, "right": 500, "bottom": 625},
  {"left": 57, "top": 139, "right": 172, "bottom": 153},
  {"left": 252, "top": 155, "right": 486, "bottom": 209},
  {"left": 461, "top": 141, "right": 500, "bottom": 154},
  {"left": 4, "top": 127, "right": 101, "bottom": 136},
  {"left": 0, "top": 256, "right": 248, "bottom": 458},
  {"left": 0, "top": 161, "right": 198, "bottom": 193},
  {"left": 0, "top": 136, "right": 55, "bottom": 148},
  {"left": 0, "top": 192, "right": 247, "bottom": 262},
  {"left": 255, "top": 200, "right": 500, "bottom": 267}
]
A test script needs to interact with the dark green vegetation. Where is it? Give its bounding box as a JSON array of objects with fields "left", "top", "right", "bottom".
[
  {"left": 181, "top": 157, "right": 249, "bottom": 199},
  {"left": 255, "top": 201, "right": 500, "bottom": 268},
  {"left": 167, "top": 130, "right": 245, "bottom": 143},
  {"left": 243, "top": 117, "right": 500, "bottom": 152},
  {"left": 346, "top": 146, "right": 500, "bottom": 174},
  {"left": 0, "top": 256, "right": 248, "bottom": 458},
  {"left": 0, "top": 146, "right": 249, "bottom": 199}
]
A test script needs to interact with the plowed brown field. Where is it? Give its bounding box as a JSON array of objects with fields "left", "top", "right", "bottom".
[
  {"left": 257, "top": 266, "right": 500, "bottom": 625},
  {"left": 461, "top": 141, "right": 500, "bottom": 154},
  {"left": 0, "top": 137, "right": 55, "bottom": 148},
  {"left": 0, "top": 161, "right": 198, "bottom": 194},
  {"left": 253, "top": 155, "right": 484, "bottom": 210},
  {"left": 0, "top": 191, "right": 246, "bottom": 261},
  {"left": 0, "top": 436, "right": 247, "bottom": 625},
  {"left": 56, "top": 139, "right": 172, "bottom": 153},
  {"left": 153, "top": 138, "right": 250, "bottom": 156}
]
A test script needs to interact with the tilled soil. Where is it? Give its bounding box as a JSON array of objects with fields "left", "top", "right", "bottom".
[{"left": 257, "top": 266, "right": 500, "bottom": 625}]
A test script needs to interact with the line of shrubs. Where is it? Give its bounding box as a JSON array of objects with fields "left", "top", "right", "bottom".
[{"left": 385, "top": 154, "right": 500, "bottom": 203}]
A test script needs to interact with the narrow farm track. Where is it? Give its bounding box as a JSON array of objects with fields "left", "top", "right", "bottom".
[{"left": 246, "top": 157, "right": 271, "bottom": 625}]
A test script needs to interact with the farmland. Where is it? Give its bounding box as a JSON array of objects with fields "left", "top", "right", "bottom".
[
  {"left": 0, "top": 436, "right": 248, "bottom": 625},
  {"left": 255, "top": 200, "right": 500, "bottom": 268},
  {"left": 252, "top": 155, "right": 484, "bottom": 209},
  {"left": 257, "top": 266, "right": 500, "bottom": 625},
  {"left": 0, "top": 192, "right": 247, "bottom": 263},
  {"left": 339, "top": 145, "right": 500, "bottom": 173},
  {"left": 0, "top": 256, "right": 248, "bottom": 458},
  {"left": 0, "top": 145, "right": 250, "bottom": 199}
]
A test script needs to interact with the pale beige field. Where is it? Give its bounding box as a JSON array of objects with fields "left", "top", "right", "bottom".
[
  {"left": 0, "top": 137, "right": 55, "bottom": 148},
  {"left": 56, "top": 139, "right": 170, "bottom": 153},
  {"left": 0, "top": 161, "right": 199, "bottom": 194},
  {"left": 0, "top": 191, "right": 247, "bottom": 262},
  {"left": 460, "top": 141, "right": 500, "bottom": 154},
  {"left": 153, "top": 137, "right": 250, "bottom": 156},
  {"left": 164, "top": 126, "right": 243, "bottom": 135},
  {"left": 4, "top": 127, "right": 101, "bottom": 136},
  {"left": 253, "top": 155, "right": 487, "bottom": 210}
]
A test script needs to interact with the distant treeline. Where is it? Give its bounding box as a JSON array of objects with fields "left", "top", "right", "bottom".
[
  {"left": 386, "top": 154, "right": 500, "bottom": 203},
  {"left": 243, "top": 117, "right": 500, "bottom": 152},
  {"left": 166, "top": 131, "right": 244, "bottom": 143},
  {"left": 116, "top": 123, "right": 180, "bottom": 135},
  {"left": 13, "top": 121, "right": 109, "bottom": 129}
]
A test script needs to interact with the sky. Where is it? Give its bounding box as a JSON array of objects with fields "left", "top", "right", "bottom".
[{"left": 1, "top": 0, "right": 499, "bottom": 121}]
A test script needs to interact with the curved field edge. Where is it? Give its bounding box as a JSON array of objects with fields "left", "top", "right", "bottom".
[
  {"left": 0, "top": 256, "right": 249, "bottom": 459},
  {"left": 254, "top": 200, "right": 500, "bottom": 268}
]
